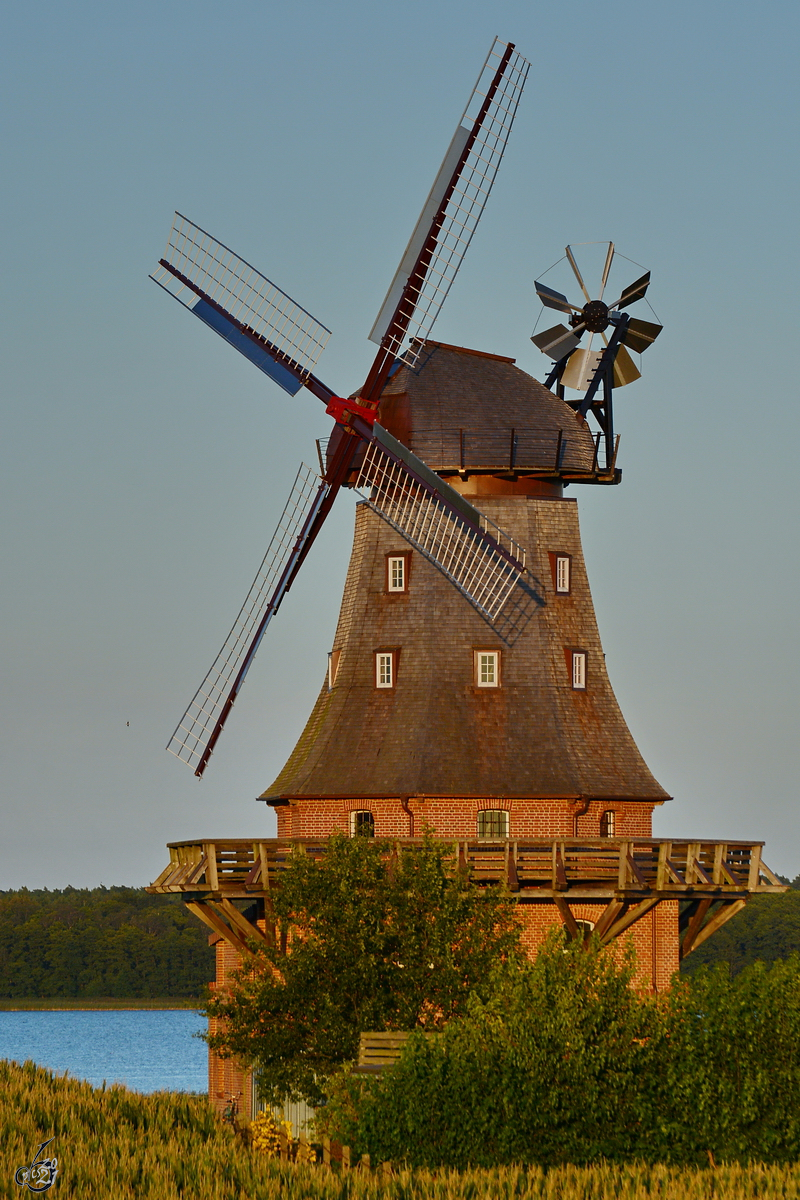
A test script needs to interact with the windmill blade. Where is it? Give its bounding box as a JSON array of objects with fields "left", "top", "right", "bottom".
[
  {"left": 167, "top": 464, "right": 330, "bottom": 777},
  {"left": 151, "top": 213, "right": 332, "bottom": 396},
  {"left": 531, "top": 324, "right": 581, "bottom": 361},
  {"left": 613, "top": 271, "right": 651, "bottom": 311},
  {"left": 561, "top": 342, "right": 604, "bottom": 392},
  {"left": 598, "top": 242, "right": 615, "bottom": 299},
  {"left": 368, "top": 38, "right": 530, "bottom": 368},
  {"left": 565, "top": 246, "right": 592, "bottom": 304},
  {"left": 354, "top": 424, "right": 543, "bottom": 644},
  {"left": 534, "top": 281, "right": 577, "bottom": 314},
  {"left": 622, "top": 317, "right": 663, "bottom": 354}
]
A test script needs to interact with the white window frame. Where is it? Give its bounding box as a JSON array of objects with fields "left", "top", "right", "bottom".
[
  {"left": 555, "top": 555, "right": 571, "bottom": 594},
  {"left": 387, "top": 555, "right": 407, "bottom": 593},
  {"left": 477, "top": 809, "right": 509, "bottom": 839},
  {"left": 327, "top": 649, "right": 341, "bottom": 690},
  {"left": 475, "top": 650, "right": 500, "bottom": 688},
  {"left": 350, "top": 810, "right": 375, "bottom": 837},
  {"left": 375, "top": 651, "right": 394, "bottom": 689},
  {"left": 571, "top": 650, "right": 587, "bottom": 690}
]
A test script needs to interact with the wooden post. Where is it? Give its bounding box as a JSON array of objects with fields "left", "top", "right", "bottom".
[
  {"left": 322, "top": 1136, "right": 331, "bottom": 1167},
  {"left": 342, "top": 1145, "right": 351, "bottom": 1170},
  {"left": 360, "top": 1154, "right": 371, "bottom": 1171},
  {"left": 278, "top": 1127, "right": 288, "bottom": 1162}
]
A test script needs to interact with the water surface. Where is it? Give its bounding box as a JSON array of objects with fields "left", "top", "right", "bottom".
[{"left": 0, "top": 1009, "right": 207, "bottom": 1093}]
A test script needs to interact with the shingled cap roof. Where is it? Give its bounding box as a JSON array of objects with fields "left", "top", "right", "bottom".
[
  {"left": 260, "top": 343, "right": 669, "bottom": 805},
  {"left": 376, "top": 341, "right": 598, "bottom": 475}
]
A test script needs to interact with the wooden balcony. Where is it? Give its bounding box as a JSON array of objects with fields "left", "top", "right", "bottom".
[{"left": 148, "top": 836, "right": 785, "bottom": 960}]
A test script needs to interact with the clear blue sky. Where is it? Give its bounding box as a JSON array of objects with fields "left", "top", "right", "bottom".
[{"left": 2, "top": 0, "right": 798, "bottom": 888}]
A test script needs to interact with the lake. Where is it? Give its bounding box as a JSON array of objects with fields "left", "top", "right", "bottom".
[{"left": 0, "top": 1010, "right": 207, "bottom": 1093}]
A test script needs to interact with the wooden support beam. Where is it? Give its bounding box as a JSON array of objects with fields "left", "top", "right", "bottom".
[
  {"left": 618, "top": 842, "right": 631, "bottom": 890},
  {"left": 719, "top": 857, "right": 744, "bottom": 887},
  {"left": 506, "top": 843, "right": 520, "bottom": 892},
  {"left": 205, "top": 843, "right": 219, "bottom": 892},
  {"left": 680, "top": 898, "right": 713, "bottom": 959},
  {"left": 687, "top": 899, "right": 747, "bottom": 955},
  {"left": 747, "top": 844, "right": 762, "bottom": 892},
  {"left": 626, "top": 854, "right": 648, "bottom": 887},
  {"left": 593, "top": 899, "right": 626, "bottom": 942},
  {"left": 656, "top": 841, "right": 670, "bottom": 891},
  {"left": 216, "top": 898, "right": 273, "bottom": 951},
  {"left": 600, "top": 898, "right": 658, "bottom": 946},
  {"left": 552, "top": 893, "right": 580, "bottom": 939},
  {"left": 692, "top": 858, "right": 715, "bottom": 887},
  {"left": 553, "top": 846, "right": 568, "bottom": 891},
  {"left": 185, "top": 901, "right": 252, "bottom": 957},
  {"left": 665, "top": 858, "right": 686, "bottom": 885}
]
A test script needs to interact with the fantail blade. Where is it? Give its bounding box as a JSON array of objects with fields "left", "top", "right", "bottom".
[
  {"left": 615, "top": 271, "right": 650, "bottom": 310},
  {"left": 531, "top": 324, "right": 581, "bottom": 360},
  {"left": 535, "top": 281, "right": 575, "bottom": 314},
  {"left": 622, "top": 318, "right": 663, "bottom": 354}
]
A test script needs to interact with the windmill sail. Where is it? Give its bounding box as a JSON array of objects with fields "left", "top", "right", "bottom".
[
  {"left": 369, "top": 38, "right": 530, "bottom": 366},
  {"left": 355, "top": 425, "right": 542, "bottom": 644},
  {"left": 151, "top": 214, "right": 332, "bottom": 396},
  {"left": 167, "top": 464, "right": 329, "bottom": 776}
]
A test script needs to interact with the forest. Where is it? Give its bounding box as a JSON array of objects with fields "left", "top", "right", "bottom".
[
  {"left": 0, "top": 886, "right": 214, "bottom": 998},
  {"left": 0, "top": 873, "right": 797, "bottom": 999}
]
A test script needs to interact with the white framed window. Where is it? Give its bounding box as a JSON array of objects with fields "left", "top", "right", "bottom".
[
  {"left": 375, "top": 651, "right": 394, "bottom": 688},
  {"left": 475, "top": 650, "right": 500, "bottom": 688},
  {"left": 564, "top": 918, "right": 595, "bottom": 943},
  {"left": 600, "top": 810, "right": 616, "bottom": 838},
  {"left": 387, "top": 554, "right": 408, "bottom": 593},
  {"left": 477, "top": 810, "right": 509, "bottom": 838},
  {"left": 555, "top": 555, "right": 571, "bottom": 594},
  {"left": 571, "top": 650, "right": 587, "bottom": 690},
  {"left": 350, "top": 810, "right": 375, "bottom": 837},
  {"left": 327, "top": 649, "right": 341, "bottom": 690}
]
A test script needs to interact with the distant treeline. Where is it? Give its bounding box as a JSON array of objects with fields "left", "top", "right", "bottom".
[
  {"left": 2, "top": 874, "right": 797, "bottom": 999},
  {"left": 0, "top": 886, "right": 214, "bottom": 998}
]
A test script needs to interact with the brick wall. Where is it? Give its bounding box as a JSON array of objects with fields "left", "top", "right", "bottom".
[{"left": 277, "top": 796, "right": 654, "bottom": 840}]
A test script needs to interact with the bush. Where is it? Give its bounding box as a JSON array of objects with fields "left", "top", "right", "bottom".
[{"left": 321, "top": 941, "right": 800, "bottom": 1168}]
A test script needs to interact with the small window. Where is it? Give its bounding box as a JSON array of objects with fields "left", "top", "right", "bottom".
[
  {"left": 564, "top": 918, "right": 595, "bottom": 943},
  {"left": 376, "top": 651, "right": 394, "bottom": 688},
  {"left": 600, "top": 810, "right": 616, "bottom": 838},
  {"left": 475, "top": 650, "right": 500, "bottom": 688},
  {"left": 328, "top": 649, "right": 341, "bottom": 689},
  {"left": 571, "top": 650, "right": 587, "bottom": 690},
  {"left": 386, "top": 553, "right": 409, "bottom": 593},
  {"left": 350, "top": 810, "right": 375, "bottom": 837},
  {"left": 477, "top": 810, "right": 509, "bottom": 838}
]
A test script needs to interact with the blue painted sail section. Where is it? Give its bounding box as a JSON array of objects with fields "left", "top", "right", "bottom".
[{"left": 191, "top": 299, "right": 303, "bottom": 396}]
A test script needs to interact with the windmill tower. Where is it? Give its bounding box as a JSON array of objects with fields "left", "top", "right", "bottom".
[{"left": 147, "top": 39, "right": 785, "bottom": 1115}]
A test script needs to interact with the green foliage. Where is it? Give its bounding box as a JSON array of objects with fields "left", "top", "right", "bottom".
[
  {"left": 681, "top": 887, "right": 800, "bottom": 975},
  {"left": 321, "top": 942, "right": 800, "bottom": 1169},
  {"left": 0, "top": 886, "right": 214, "bottom": 998},
  {"left": 3, "top": 1059, "right": 799, "bottom": 1198},
  {"left": 205, "top": 834, "right": 522, "bottom": 1107}
]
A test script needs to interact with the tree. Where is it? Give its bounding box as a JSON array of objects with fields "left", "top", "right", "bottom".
[{"left": 204, "top": 834, "right": 522, "bottom": 1106}]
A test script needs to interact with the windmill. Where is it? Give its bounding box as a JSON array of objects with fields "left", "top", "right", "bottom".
[
  {"left": 152, "top": 39, "right": 532, "bottom": 778},
  {"left": 531, "top": 243, "right": 662, "bottom": 468}
]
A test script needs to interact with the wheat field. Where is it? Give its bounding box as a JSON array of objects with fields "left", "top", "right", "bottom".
[{"left": 1, "top": 1060, "right": 799, "bottom": 1199}]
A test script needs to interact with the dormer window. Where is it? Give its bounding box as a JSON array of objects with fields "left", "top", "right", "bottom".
[
  {"left": 549, "top": 551, "right": 572, "bottom": 595},
  {"left": 474, "top": 650, "right": 500, "bottom": 688},
  {"left": 328, "top": 649, "right": 341, "bottom": 689},
  {"left": 386, "top": 553, "right": 410, "bottom": 593},
  {"left": 375, "top": 651, "right": 396, "bottom": 688},
  {"left": 571, "top": 650, "right": 587, "bottom": 690}
]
